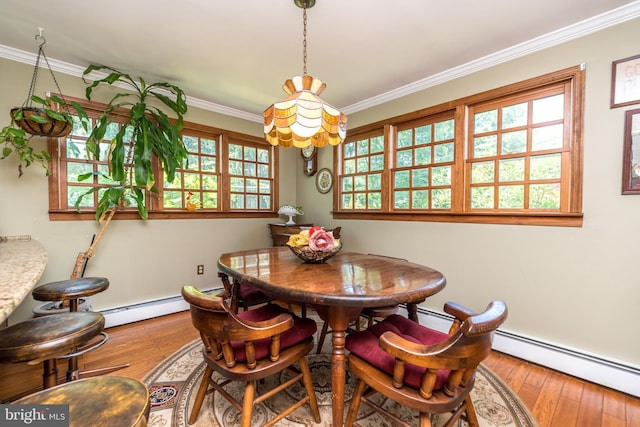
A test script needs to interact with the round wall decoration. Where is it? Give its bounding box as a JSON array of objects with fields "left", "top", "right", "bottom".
[{"left": 316, "top": 168, "right": 333, "bottom": 193}]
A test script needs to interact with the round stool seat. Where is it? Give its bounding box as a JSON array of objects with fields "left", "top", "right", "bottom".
[
  {"left": 32, "top": 277, "right": 109, "bottom": 303},
  {"left": 0, "top": 312, "right": 104, "bottom": 363},
  {"left": 14, "top": 376, "right": 150, "bottom": 427}
]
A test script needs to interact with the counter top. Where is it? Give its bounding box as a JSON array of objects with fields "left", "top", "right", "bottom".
[{"left": 0, "top": 236, "right": 48, "bottom": 324}]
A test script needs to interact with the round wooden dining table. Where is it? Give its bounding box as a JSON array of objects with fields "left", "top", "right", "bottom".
[{"left": 217, "top": 247, "right": 446, "bottom": 426}]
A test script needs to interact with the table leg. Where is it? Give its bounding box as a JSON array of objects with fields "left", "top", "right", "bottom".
[
  {"left": 331, "top": 328, "right": 346, "bottom": 427},
  {"left": 407, "top": 302, "right": 419, "bottom": 323},
  {"left": 326, "top": 306, "right": 361, "bottom": 427}
]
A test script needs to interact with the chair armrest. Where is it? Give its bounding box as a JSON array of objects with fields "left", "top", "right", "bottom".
[
  {"left": 379, "top": 331, "right": 456, "bottom": 369},
  {"left": 234, "top": 312, "right": 294, "bottom": 340},
  {"left": 182, "top": 286, "right": 224, "bottom": 310},
  {"left": 443, "top": 301, "right": 475, "bottom": 321},
  {"left": 464, "top": 301, "right": 508, "bottom": 336}
]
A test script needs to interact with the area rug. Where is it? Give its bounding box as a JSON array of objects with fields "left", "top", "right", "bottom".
[{"left": 143, "top": 339, "right": 538, "bottom": 427}]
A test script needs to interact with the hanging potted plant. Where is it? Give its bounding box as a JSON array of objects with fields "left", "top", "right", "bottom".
[{"left": 1, "top": 35, "right": 88, "bottom": 176}]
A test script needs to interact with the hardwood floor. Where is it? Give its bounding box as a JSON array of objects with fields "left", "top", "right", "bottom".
[{"left": 1, "top": 310, "right": 639, "bottom": 426}]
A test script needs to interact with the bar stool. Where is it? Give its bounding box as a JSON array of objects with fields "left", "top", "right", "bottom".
[
  {"left": 0, "top": 312, "right": 106, "bottom": 394},
  {"left": 32, "top": 277, "right": 110, "bottom": 313},
  {"left": 31, "top": 277, "right": 130, "bottom": 380},
  {"left": 13, "top": 376, "right": 150, "bottom": 426}
]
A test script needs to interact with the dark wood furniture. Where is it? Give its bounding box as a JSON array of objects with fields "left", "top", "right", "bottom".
[
  {"left": 14, "top": 376, "right": 150, "bottom": 426},
  {"left": 268, "top": 223, "right": 313, "bottom": 246},
  {"left": 301, "top": 145, "right": 318, "bottom": 176},
  {"left": 345, "top": 300, "right": 508, "bottom": 427},
  {"left": 217, "top": 247, "right": 446, "bottom": 426},
  {"left": 217, "top": 271, "right": 273, "bottom": 313},
  {"left": 316, "top": 253, "right": 411, "bottom": 354},
  {"left": 0, "top": 312, "right": 105, "bottom": 392},
  {"left": 268, "top": 223, "right": 341, "bottom": 247},
  {"left": 32, "top": 276, "right": 110, "bottom": 313},
  {"left": 181, "top": 285, "right": 321, "bottom": 427},
  {"left": 31, "top": 277, "right": 129, "bottom": 381}
]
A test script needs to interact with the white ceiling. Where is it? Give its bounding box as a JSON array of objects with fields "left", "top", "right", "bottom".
[{"left": 1, "top": 0, "right": 639, "bottom": 123}]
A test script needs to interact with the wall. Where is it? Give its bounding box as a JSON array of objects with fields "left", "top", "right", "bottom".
[
  {"left": 300, "top": 18, "right": 640, "bottom": 369},
  {"left": 0, "top": 57, "right": 299, "bottom": 323}
]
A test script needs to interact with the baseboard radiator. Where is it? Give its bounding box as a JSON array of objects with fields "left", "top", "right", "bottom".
[{"left": 101, "top": 292, "right": 640, "bottom": 398}]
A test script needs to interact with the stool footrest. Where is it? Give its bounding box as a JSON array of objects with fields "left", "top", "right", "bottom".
[{"left": 61, "top": 332, "right": 109, "bottom": 359}]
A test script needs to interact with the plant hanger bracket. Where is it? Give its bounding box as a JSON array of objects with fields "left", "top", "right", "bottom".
[{"left": 26, "top": 33, "right": 68, "bottom": 109}]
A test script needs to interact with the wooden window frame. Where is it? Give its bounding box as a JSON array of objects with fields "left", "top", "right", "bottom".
[
  {"left": 338, "top": 129, "right": 388, "bottom": 211},
  {"left": 333, "top": 65, "right": 584, "bottom": 227},
  {"left": 222, "top": 136, "right": 276, "bottom": 212},
  {"left": 48, "top": 97, "right": 279, "bottom": 221}
]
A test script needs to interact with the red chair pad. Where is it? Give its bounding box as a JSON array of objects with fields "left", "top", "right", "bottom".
[
  {"left": 232, "top": 304, "right": 316, "bottom": 362},
  {"left": 238, "top": 282, "right": 269, "bottom": 302},
  {"left": 345, "top": 314, "right": 450, "bottom": 390}
]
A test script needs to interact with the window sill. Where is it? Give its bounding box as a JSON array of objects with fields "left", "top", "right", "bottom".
[
  {"left": 49, "top": 210, "right": 279, "bottom": 221},
  {"left": 331, "top": 211, "right": 583, "bottom": 227}
]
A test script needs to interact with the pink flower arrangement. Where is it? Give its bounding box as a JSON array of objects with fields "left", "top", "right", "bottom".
[
  {"left": 308, "top": 228, "right": 338, "bottom": 252},
  {"left": 286, "top": 225, "right": 340, "bottom": 252}
]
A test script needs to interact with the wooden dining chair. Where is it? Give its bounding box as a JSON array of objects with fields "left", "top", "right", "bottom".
[
  {"left": 218, "top": 272, "right": 273, "bottom": 313},
  {"left": 345, "top": 300, "right": 508, "bottom": 427},
  {"left": 181, "top": 286, "right": 321, "bottom": 427}
]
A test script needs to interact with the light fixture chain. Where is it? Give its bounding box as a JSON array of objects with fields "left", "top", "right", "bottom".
[{"left": 302, "top": 7, "right": 307, "bottom": 76}]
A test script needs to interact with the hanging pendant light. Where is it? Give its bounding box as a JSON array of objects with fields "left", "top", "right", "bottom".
[{"left": 263, "top": 0, "right": 347, "bottom": 148}]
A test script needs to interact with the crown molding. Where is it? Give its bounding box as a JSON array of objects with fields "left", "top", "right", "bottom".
[
  {"left": 1, "top": 1, "right": 639, "bottom": 123},
  {"left": 0, "top": 46, "right": 264, "bottom": 123},
  {"left": 342, "top": 1, "right": 640, "bottom": 115}
]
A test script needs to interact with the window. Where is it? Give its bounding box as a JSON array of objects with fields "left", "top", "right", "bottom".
[
  {"left": 162, "top": 131, "right": 219, "bottom": 211},
  {"left": 334, "top": 66, "right": 584, "bottom": 226},
  {"left": 393, "top": 114, "right": 456, "bottom": 211},
  {"left": 226, "top": 139, "right": 273, "bottom": 211},
  {"left": 341, "top": 131, "right": 386, "bottom": 210},
  {"left": 48, "top": 98, "right": 278, "bottom": 220},
  {"left": 467, "top": 87, "right": 568, "bottom": 211}
]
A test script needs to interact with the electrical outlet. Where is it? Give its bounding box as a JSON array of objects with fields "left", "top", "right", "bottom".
[{"left": 197, "top": 265, "right": 204, "bottom": 275}]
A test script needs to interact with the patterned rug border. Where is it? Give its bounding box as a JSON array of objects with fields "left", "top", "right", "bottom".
[
  {"left": 144, "top": 338, "right": 539, "bottom": 427},
  {"left": 475, "top": 362, "right": 537, "bottom": 426}
]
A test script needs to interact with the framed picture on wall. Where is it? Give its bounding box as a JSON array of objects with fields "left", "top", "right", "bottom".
[
  {"left": 621, "top": 108, "right": 640, "bottom": 194},
  {"left": 611, "top": 54, "right": 640, "bottom": 108},
  {"left": 315, "top": 168, "right": 333, "bottom": 194}
]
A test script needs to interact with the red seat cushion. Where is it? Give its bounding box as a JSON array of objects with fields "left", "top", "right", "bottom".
[
  {"left": 345, "top": 314, "right": 450, "bottom": 390},
  {"left": 232, "top": 304, "right": 316, "bottom": 362},
  {"left": 238, "top": 282, "right": 270, "bottom": 302}
]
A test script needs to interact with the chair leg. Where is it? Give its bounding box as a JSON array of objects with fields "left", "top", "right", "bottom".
[
  {"left": 240, "top": 381, "right": 256, "bottom": 427},
  {"left": 188, "top": 366, "right": 213, "bottom": 425},
  {"left": 419, "top": 412, "right": 433, "bottom": 427},
  {"left": 367, "top": 314, "right": 374, "bottom": 328},
  {"left": 464, "top": 395, "right": 480, "bottom": 427},
  {"left": 298, "top": 356, "right": 321, "bottom": 422},
  {"left": 407, "top": 303, "right": 420, "bottom": 323},
  {"left": 345, "top": 379, "right": 367, "bottom": 426},
  {"left": 316, "top": 321, "right": 329, "bottom": 354}
]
